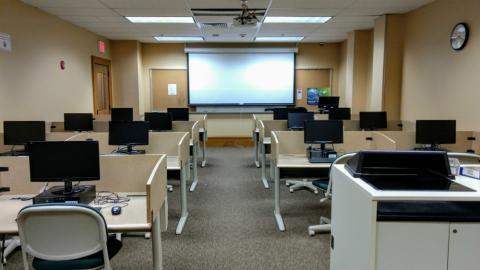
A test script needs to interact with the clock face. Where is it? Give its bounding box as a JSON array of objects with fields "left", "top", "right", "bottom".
[{"left": 451, "top": 23, "right": 469, "bottom": 50}]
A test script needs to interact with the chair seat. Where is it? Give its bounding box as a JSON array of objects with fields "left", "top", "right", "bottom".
[
  {"left": 32, "top": 237, "right": 122, "bottom": 270},
  {"left": 312, "top": 178, "right": 329, "bottom": 191}
]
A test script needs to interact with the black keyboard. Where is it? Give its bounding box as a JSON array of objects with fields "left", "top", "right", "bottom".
[{"left": 308, "top": 157, "right": 336, "bottom": 163}]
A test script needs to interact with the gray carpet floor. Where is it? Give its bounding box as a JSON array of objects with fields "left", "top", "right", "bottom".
[{"left": 4, "top": 147, "right": 331, "bottom": 270}]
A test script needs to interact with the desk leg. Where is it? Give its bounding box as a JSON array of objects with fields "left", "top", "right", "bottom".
[
  {"left": 160, "top": 197, "right": 168, "bottom": 232},
  {"left": 261, "top": 143, "right": 269, "bottom": 189},
  {"left": 176, "top": 165, "right": 189, "bottom": 235},
  {"left": 152, "top": 212, "right": 163, "bottom": 270},
  {"left": 274, "top": 166, "right": 285, "bottom": 231},
  {"left": 201, "top": 131, "right": 207, "bottom": 168},
  {"left": 254, "top": 131, "right": 260, "bottom": 168},
  {"left": 0, "top": 234, "right": 4, "bottom": 270},
  {"left": 190, "top": 143, "right": 199, "bottom": 192}
]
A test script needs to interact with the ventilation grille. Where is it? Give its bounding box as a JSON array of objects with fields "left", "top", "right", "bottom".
[{"left": 199, "top": 22, "right": 229, "bottom": 29}]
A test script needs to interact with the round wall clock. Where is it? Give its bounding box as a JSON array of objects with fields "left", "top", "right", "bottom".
[{"left": 451, "top": 23, "right": 469, "bottom": 51}]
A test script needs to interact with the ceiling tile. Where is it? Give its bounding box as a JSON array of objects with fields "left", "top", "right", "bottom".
[
  {"left": 100, "top": 0, "right": 188, "bottom": 9},
  {"left": 39, "top": 7, "right": 118, "bottom": 16},
  {"left": 114, "top": 8, "right": 191, "bottom": 17},
  {"left": 270, "top": 0, "right": 356, "bottom": 9},
  {"left": 186, "top": 0, "right": 269, "bottom": 9},
  {"left": 266, "top": 8, "right": 341, "bottom": 17},
  {"left": 22, "top": 0, "right": 104, "bottom": 8}
]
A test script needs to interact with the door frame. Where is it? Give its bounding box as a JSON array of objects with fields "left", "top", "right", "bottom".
[{"left": 91, "top": 56, "right": 113, "bottom": 115}]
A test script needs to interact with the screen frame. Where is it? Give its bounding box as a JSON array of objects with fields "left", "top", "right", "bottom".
[
  {"left": 28, "top": 141, "right": 100, "bottom": 182},
  {"left": 187, "top": 52, "right": 297, "bottom": 106}
]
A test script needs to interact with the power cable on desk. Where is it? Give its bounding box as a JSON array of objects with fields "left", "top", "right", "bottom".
[{"left": 93, "top": 191, "right": 130, "bottom": 210}]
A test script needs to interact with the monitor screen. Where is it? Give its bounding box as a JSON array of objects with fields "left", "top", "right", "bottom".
[
  {"left": 64, "top": 113, "right": 93, "bottom": 131},
  {"left": 273, "top": 108, "right": 290, "bottom": 120},
  {"left": 29, "top": 141, "right": 100, "bottom": 182},
  {"left": 167, "top": 108, "right": 189, "bottom": 121},
  {"left": 111, "top": 108, "right": 133, "bottom": 122},
  {"left": 416, "top": 120, "right": 456, "bottom": 145},
  {"left": 144, "top": 112, "right": 172, "bottom": 131},
  {"left": 329, "top": 108, "right": 351, "bottom": 120},
  {"left": 304, "top": 120, "right": 344, "bottom": 144},
  {"left": 359, "top": 112, "right": 387, "bottom": 130},
  {"left": 109, "top": 121, "right": 149, "bottom": 146},
  {"left": 318, "top": 96, "right": 340, "bottom": 109},
  {"left": 288, "top": 113, "right": 314, "bottom": 129},
  {"left": 3, "top": 121, "right": 46, "bottom": 146}
]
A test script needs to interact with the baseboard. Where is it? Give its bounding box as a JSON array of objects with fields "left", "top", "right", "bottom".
[{"left": 207, "top": 137, "right": 254, "bottom": 147}]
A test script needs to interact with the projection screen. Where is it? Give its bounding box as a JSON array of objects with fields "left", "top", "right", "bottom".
[{"left": 188, "top": 52, "right": 295, "bottom": 105}]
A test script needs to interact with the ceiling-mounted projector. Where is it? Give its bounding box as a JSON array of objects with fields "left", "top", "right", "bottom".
[{"left": 233, "top": 0, "right": 259, "bottom": 27}]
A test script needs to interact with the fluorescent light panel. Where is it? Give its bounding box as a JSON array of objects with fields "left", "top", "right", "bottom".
[
  {"left": 154, "top": 36, "right": 204, "bottom": 42},
  {"left": 255, "top": 37, "right": 304, "bottom": 42},
  {"left": 264, "top": 16, "right": 331, "bottom": 24},
  {"left": 126, "top": 17, "right": 194, "bottom": 23}
]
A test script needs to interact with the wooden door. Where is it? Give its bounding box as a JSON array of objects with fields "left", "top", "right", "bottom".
[
  {"left": 91, "top": 56, "right": 112, "bottom": 115},
  {"left": 295, "top": 69, "right": 332, "bottom": 111},
  {"left": 151, "top": 69, "right": 188, "bottom": 111}
]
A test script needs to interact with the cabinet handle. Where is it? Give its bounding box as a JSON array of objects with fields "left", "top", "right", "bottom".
[{"left": 452, "top": 229, "right": 458, "bottom": 234}]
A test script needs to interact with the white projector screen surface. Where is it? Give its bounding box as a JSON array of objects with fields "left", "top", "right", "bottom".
[{"left": 188, "top": 53, "right": 295, "bottom": 105}]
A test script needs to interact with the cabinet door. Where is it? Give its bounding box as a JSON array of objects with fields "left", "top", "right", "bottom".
[
  {"left": 448, "top": 223, "right": 480, "bottom": 270},
  {"left": 376, "top": 222, "right": 449, "bottom": 270}
]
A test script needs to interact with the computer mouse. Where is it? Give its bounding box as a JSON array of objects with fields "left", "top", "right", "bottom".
[{"left": 111, "top": 206, "right": 122, "bottom": 215}]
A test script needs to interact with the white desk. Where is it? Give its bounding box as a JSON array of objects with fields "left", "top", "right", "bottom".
[
  {"left": 273, "top": 154, "right": 331, "bottom": 231},
  {"left": 0, "top": 193, "right": 164, "bottom": 270},
  {"left": 330, "top": 164, "right": 480, "bottom": 270}
]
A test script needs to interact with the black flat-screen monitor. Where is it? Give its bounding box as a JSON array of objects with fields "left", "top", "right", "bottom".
[
  {"left": 28, "top": 141, "right": 100, "bottom": 194},
  {"left": 167, "top": 108, "right": 189, "bottom": 121},
  {"left": 109, "top": 121, "right": 149, "bottom": 147},
  {"left": 144, "top": 112, "right": 172, "bottom": 131},
  {"left": 3, "top": 121, "right": 46, "bottom": 146},
  {"left": 273, "top": 108, "right": 290, "bottom": 120},
  {"left": 304, "top": 120, "right": 344, "bottom": 144},
  {"left": 288, "top": 113, "right": 314, "bottom": 130},
  {"left": 359, "top": 112, "right": 387, "bottom": 130},
  {"left": 318, "top": 96, "right": 340, "bottom": 109},
  {"left": 416, "top": 120, "right": 456, "bottom": 145},
  {"left": 64, "top": 113, "right": 93, "bottom": 132},
  {"left": 111, "top": 108, "right": 133, "bottom": 122},
  {"left": 329, "top": 108, "right": 351, "bottom": 120}
]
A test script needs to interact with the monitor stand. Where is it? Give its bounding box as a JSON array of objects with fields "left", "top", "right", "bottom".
[
  {"left": 49, "top": 180, "right": 86, "bottom": 195},
  {"left": 308, "top": 144, "right": 338, "bottom": 163},
  {"left": 414, "top": 144, "right": 448, "bottom": 152},
  {"left": 115, "top": 144, "right": 146, "bottom": 155},
  {"left": 1, "top": 145, "right": 28, "bottom": 156}
]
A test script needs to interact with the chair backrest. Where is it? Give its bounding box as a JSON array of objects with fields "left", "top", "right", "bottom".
[{"left": 17, "top": 204, "right": 110, "bottom": 267}]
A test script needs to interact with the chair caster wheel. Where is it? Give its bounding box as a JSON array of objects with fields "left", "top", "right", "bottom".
[
  {"left": 309, "top": 230, "right": 315, "bottom": 236},
  {"left": 290, "top": 189, "right": 294, "bottom": 193}
]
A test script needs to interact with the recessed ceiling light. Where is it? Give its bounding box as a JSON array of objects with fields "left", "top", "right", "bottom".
[
  {"left": 154, "top": 36, "right": 204, "bottom": 42},
  {"left": 264, "top": 17, "right": 332, "bottom": 24},
  {"left": 126, "top": 17, "right": 194, "bottom": 23},
  {"left": 255, "top": 36, "right": 304, "bottom": 42}
]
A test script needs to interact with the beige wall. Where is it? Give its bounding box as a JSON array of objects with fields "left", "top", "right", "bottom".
[
  {"left": 0, "top": 0, "right": 110, "bottom": 130},
  {"left": 110, "top": 40, "right": 142, "bottom": 116},
  {"left": 401, "top": 0, "right": 480, "bottom": 130},
  {"left": 370, "top": 16, "right": 386, "bottom": 111},
  {"left": 383, "top": 15, "right": 405, "bottom": 120},
  {"left": 337, "top": 41, "right": 348, "bottom": 107},
  {"left": 140, "top": 42, "right": 342, "bottom": 114},
  {"left": 349, "top": 30, "right": 374, "bottom": 115}
]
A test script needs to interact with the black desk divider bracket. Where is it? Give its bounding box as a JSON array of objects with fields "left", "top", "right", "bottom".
[
  {"left": 366, "top": 137, "right": 373, "bottom": 141},
  {"left": 0, "top": 187, "right": 10, "bottom": 193},
  {"left": 0, "top": 167, "right": 8, "bottom": 172},
  {"left": 468, "top": 137, "right": 476, "bottom": 141}
]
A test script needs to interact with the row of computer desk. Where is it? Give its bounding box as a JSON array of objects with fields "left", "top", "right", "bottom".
[
  {"left": 251, "top": 114, "right": 480, "bottom": 231},
  {"left": 0, "top": 115, "right": 209, "bottom": 270}
]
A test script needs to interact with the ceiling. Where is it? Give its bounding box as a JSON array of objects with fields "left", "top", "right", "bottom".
[{"left": 21, "top": 0, "right": 434, "bottom": 43}]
